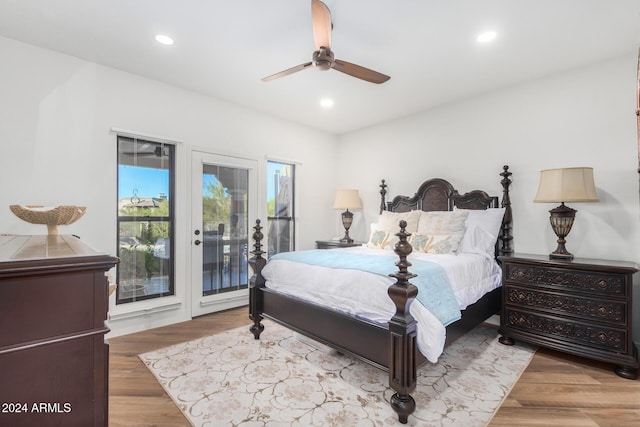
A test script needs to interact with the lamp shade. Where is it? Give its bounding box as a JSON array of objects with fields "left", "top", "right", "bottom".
[
  {"left": 332, "top": 189, "right": 362, "bottom": 210},
  {"left": 533, "top": 167, "right": 599, "bottom": 203}
]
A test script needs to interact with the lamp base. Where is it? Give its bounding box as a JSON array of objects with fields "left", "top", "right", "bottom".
[
  {"left": 340, "top": 209, "right": 354, "bottom": 244},
  {"left": 548, "top": 203, "right": 576, "bottom": 261},
  {"left": 550, "top": 246, "right": 574, "bottom": 260}
]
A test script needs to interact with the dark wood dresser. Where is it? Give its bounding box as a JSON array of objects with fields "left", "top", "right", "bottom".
[
  {"left": 498, "top": 253, "right": 639, "bottom": 379},
  {"left": 0, "top": 235, "right": 118, "bottom": 426}
]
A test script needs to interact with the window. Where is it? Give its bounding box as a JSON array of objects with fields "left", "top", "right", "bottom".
[
  {"left": 267, "top": 161, "right": 295, "bottom": 257},
  {"left": 116, "top": 136, "right": 175, "bottom": 304}
]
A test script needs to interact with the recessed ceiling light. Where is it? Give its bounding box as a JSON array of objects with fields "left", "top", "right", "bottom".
[
  {"left": 476, "top": 31, "right": 497, "bottom": 43},
  {"left": 320, "top": 98, "right": 334, "bottom": 108},
  {"left": 155, "top": 34, "right": 174, "bottom": 46}
]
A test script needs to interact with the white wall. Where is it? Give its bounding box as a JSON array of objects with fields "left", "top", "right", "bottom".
[
  {"left": 0, "top": 36, "right": 338, "bottom": 336},
  {"left": 336, "top": 54, "right": 640, "bottom": 266}
]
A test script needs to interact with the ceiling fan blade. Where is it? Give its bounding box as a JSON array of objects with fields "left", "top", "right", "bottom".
[
  {"left": 311, "top": 0, "right": 331, "bottom": 50},
  {"left": 332, "top": 59, "right": 390, "bottom": 84},
  {"left": 262, "top": 62, "right": 314, "bottom": 82}
]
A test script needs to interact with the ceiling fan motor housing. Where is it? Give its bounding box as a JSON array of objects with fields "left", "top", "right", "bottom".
[{"left": 313, "top": 47, "right": 334, "bottom": 70}]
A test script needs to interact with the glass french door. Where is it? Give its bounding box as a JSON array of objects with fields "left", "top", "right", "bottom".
[{"left": 191, "top": 151, "right": 256, "bottom": 317}]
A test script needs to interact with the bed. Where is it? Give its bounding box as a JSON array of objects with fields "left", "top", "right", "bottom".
[{"left": 248, "top": 165, "right": 513, "bottom": 423}]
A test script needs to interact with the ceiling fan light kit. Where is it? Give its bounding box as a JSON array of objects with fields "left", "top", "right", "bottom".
[{"left": 262, "top": 0, "right": 389, "bottom": 84}]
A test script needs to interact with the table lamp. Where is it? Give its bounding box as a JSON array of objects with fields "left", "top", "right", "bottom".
[
  {"left": 533, "top": 167, "right": 599, "bottom": 260},
  {"left": 332, "top": 189, "right": 362, "bottom": 243}
]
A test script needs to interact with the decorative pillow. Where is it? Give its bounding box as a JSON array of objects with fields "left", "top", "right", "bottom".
[
  {"left": 417, "top": 211, "right": 469, "bottom": 235},
  {"left": 385, "top": 233, "right": 399, "bottom": 250},
  {"left": 410, "top": 233, "right": 463, "bottom": 254},
  {"left": 367, "top": 229, "right": 389, "bottom": 249},
  {"left": 378, "top": 210, "right": 421, "bottom": 234},
  {"left": 367, "top": 223, "right": 397, "bottom": 250},
  {"left": 454, "top": 207, "right": 506, "bottom": 254}
]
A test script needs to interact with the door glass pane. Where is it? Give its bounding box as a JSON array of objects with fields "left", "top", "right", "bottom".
[
  {"left": 267, "top": 161, "right": 294, "bottom": 258},
  {"left": 117, "top": 137, "right": 174, "bottom": 303},
  {"left": 202, "top": 164, "right": 248, "bottom": 295}
]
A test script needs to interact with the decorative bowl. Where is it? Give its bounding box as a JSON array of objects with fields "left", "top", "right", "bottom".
[{"left": 9, "top": 205, "right": 87, "bottom": 235}]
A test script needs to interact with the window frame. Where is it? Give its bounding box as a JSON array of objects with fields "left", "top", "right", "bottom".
[{"left": 116, "top": 136, "right": 176, "bottom": 304}]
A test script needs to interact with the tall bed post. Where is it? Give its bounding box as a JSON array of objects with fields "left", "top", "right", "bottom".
[
  {"left": 379, "top": 179, "right": 388, "bottom": 214},
  {"left": 499, "top": 165, "right": 514, "bottom": 256},
  {"left": 387, "top": 220, "right": 418, "bottom": 424},
  {"left": 248, "top": 219, "right": 266, "bottom": 339}
]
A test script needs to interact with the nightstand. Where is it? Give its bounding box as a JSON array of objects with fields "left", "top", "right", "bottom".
[
  {"left": 315, "top": 240, "right": 363, "bottom": 249},
  {"left": 498, "top": 254, "right": 639, "bottom": 379}
]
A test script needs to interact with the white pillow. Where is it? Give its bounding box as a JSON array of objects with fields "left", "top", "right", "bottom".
[
  {"left": 455, "top": 207, "right": 506, "bottom": 254},
  {"left": 378, "top": 210, "right": 421, "bottom": 234},
  {"left": 417, "top": 211, "right": 468, "bottom": 235},
  {"left": 458, "top": 226, "right": 496, "bottom": 255}
]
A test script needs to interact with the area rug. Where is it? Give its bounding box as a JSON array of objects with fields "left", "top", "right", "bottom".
[{"left": 139, "top": 321, "right": 535, "bottom": 426}]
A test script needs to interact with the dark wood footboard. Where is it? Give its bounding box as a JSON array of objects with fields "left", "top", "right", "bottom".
[{"left": 249, "top": 219, "right": 394, "bottom": 368}]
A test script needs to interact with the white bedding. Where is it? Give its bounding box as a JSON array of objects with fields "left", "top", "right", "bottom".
[{"left": 261, "top": 246, "right": 502, "bottom": 363}]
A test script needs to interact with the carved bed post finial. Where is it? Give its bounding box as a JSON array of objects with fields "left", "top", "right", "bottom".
[
  {"left": 380, "top": 179, "right": 388, "bottom": 214},
  {"left": 499, "top": 165, "right": 514, "bottom": 256},
  {"left": 248, "top": 219, "right": 266, "bottom": 339},
  {"left": 387, "top": 220, "right": 418, "bottom": 424}
]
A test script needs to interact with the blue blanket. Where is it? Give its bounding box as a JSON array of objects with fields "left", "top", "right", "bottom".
[{"left": 271, "top": 250, "right": 461, "bottom": 326}]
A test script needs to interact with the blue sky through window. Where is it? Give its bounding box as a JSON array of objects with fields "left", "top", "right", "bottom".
[
  {"left": 119, "top": 166, "right": 169, "bottom": 199},
  {"left": 268, "top": 161, "right": 291, "bottom": 202},
  {"left": 202, "top": 173, "right": 224, "bottom": 196}
]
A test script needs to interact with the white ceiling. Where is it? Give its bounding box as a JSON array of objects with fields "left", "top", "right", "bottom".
[{"left": 1, "top": 0, "right": 639, "bottom": 134}]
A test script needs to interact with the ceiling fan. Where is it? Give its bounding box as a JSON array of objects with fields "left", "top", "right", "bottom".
[{"left": 262, "top": 0, "right": 390, "bottom": 84}]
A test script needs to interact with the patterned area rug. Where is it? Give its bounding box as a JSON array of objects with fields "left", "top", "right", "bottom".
[{"left": 139, "top": 321, "right": 535, "bottom": 426}]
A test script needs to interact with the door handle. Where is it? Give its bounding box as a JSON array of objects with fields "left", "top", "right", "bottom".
[{"left": 194, "top": 239, "right": 201, "bottom": 245}]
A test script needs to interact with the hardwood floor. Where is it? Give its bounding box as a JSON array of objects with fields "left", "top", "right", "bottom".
[
  {"left": 108, "top": 307, "right": 640, "bottom": 426},
  {"left": 108, "top": 308, "right": 248, "bottom": 426},
  {"left": 490, "top": 348, "right": 640, "bottom": 426}
]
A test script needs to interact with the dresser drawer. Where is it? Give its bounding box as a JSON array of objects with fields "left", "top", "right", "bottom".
[
  {"left": 504, "top": 285, "right": 627, "bottom": 325},
  {"left": 504, "top": 263, "right": 627, "bottom": 298},
  {"left": 0, "top": 270, "right": 105, "bottom": 348},
  {"left": 504, "top": 307, "right": 628, "bottom": 353}
]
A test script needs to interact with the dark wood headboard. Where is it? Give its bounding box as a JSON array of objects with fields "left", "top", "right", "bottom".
[{"left": 378, "top": 165, "right": 513, "bottom": 257}]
